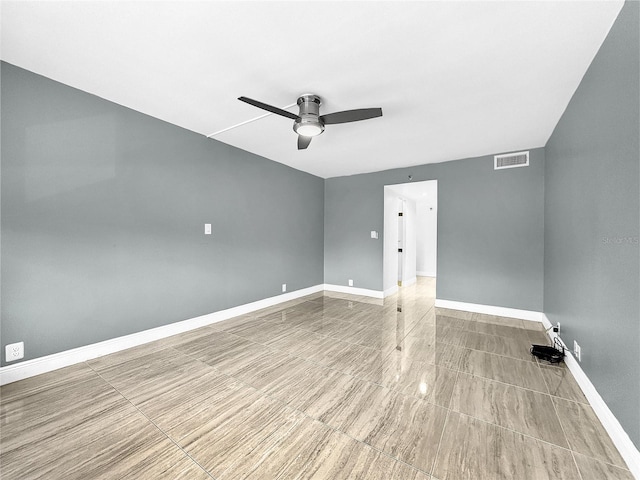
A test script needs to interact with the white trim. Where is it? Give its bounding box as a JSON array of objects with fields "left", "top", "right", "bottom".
[
  {"left": 383, "top": 285, "right": 399, "bottom": 297},
  {"left": 322, "top": 284, "right": 384, "bottom": 299},
  {"left": 434, "top": 298, "right": 543, "bottom": 322},
  {"left": 0, "top": 285, "right": 324, "bottom": 386},
  {"left": 417, "top": 271, "right": 436, "bottom": 277},
  {"left": 402, "top": 276, "right": 417, "bottom": 287},
  {"left": 541, "top": 315, "right": 640, "bottom": 478}
]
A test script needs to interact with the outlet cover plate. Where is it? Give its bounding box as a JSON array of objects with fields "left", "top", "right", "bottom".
[{"left": 5, "top": 342, "right": 24, "bottom": 362}]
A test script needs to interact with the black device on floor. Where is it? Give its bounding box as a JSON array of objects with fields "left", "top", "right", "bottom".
[{"left": 530, "top": 337, "right": 565, "bottom": 363}]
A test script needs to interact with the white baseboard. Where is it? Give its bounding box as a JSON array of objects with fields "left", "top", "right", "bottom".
[
  {"left": 323, "top": 284, "right": 384, "bottom": 299},
  {"left": 417, "top": 270, "right": 436, "bottom": 277},
  {"left": 402, "top": 276, "right": 417, "bottom": 287},
  {"left": 0, "top": 285, "right": 324, "bottom": 386},
  {"left": 541, "top": 315, "right": 640, "bottom": 478},
  {"left": 434, "top": 298, "right": 543, "bottom": 323},
  {"left": 383, "top": 285, "right": 399, "bottom": 297}
]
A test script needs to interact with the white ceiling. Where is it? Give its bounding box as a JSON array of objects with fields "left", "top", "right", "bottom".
[{"left": 1, "top": 1, "right": 623, "bottom": 178}]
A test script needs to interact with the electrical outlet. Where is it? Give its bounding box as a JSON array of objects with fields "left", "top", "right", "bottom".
[
  {"left": 5, "top": 342, "right": 24, "bottom": 362},
  {"left": 282, "top": 284, "right": 286, "bottom": 293},
  {"left": 348, "top": 279, "right": 354, "bottom": 287},
  {"left": 204, "top": 223, "right": 212, "bottom": 235},
  {"left": 573, "top": 340, "right": 581, "bottom": 362}
]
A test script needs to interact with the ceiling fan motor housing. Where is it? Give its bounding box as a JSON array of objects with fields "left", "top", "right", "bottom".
[{"left": 293, "top": 94, "right": 325, "bottom": 136}]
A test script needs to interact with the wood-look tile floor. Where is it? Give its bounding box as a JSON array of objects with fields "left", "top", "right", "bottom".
[{"left": 1, "top": 278, "right": 634, "bottom": 479}]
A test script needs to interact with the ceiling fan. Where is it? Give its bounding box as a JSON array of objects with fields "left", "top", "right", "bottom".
[{"left": 238, "top": 94, "right": 383, "bottom": 150}]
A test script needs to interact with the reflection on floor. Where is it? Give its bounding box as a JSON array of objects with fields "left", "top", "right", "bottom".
[{"left": 1, "top": 277, "right": 633, "bottom": 479}]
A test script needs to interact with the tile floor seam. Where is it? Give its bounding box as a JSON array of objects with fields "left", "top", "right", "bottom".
[
  {"left": 177, "top": 352, "right": 435, "bottom": 479},
  {"left": 459, "top": 327, "right": 543, "bottom": 343},
  {"left": 286, "top": 328, "right": 400, "bottom": 355},
  {"left": 458, "top": 342, "right": 539, "bottom": 362},
  {"left": 145, "top": 332, "right": 633, "bottom": 478},
  {"left": 541, "top": 368, "right": 586, "bottom": 480},
  {"left": 460, "top": 324, "right": 537, "bottom": 337},
  {"left": 150, "top": 333, "right": 438, "bottom": 476},
  {"left": 228, "top": 340, "right": 445, "bottom": 416},
  {"left": 452, "top": 368, "right": 569, "bottom": 399},
  {"left": 536, "top": 371, "right": 590, "bottom": 406},
  {"left": 571, "top": 455, "right": 637, "bottom": 478},
  {"left": 84, "top": 360, "right": 219, "bottom": 480},
  {"left": 573, "top": 454, "right": 636, "bottom": 472},
  {"left": 448, "top": 375, "right": 573, "bottom": 450},
  {"left": 291, "top": 316, "right": 427, "bottom": 346},
  {"left": 215, "top": 326, "right": 405, "bottom": 391},
  {"left": 551, "top": 395, "right": 632, "bottom": 473},
  {"left": 456, "top": 345, "right": 551, "bottom": 371},
  {"left": 449, "top": 408, "right": 600, "bottom": 463},
  {"left": 430, "top": 369, "right": 459, "bottom": 478},
  {"left": 396, "top": 308, "right": 432, "bottom": 331},
  {"left": 274, "top": 340, "right": 423, "bottom": 395},
  {"left": 238, "top": 320, "right": 401, "bottom": 358},
  {"left": 404, "top": 319, "right": 434, "bottom": 339}
]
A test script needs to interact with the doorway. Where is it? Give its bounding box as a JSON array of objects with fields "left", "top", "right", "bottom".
[{"left": 383, "top": 180, "right": 438, "bottom": 296}]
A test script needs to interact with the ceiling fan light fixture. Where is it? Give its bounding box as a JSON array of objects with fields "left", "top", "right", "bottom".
[{"left": 294, "top": 123, "right": 323, "bottom": 137}]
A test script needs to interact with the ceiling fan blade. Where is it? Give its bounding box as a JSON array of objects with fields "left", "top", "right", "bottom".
[
  {"left": 320, "top": 107, "right": 382, "bottom": 125},
  {"left": 238, "top": 96, "right": 299, "bottom": 120},
  {"left": 298, "top": 135, "right": 312, "bottom": 150}
]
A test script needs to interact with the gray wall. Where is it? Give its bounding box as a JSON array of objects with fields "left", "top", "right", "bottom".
[
  {"left": 325, "top": 148, "right": 545, "bottom": 311},
  {"left": 544, "top": 1, "right": 639, "bottom": 448},
  {"left": 1, "top": 62, "right": 324, "bottom": 366}
]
